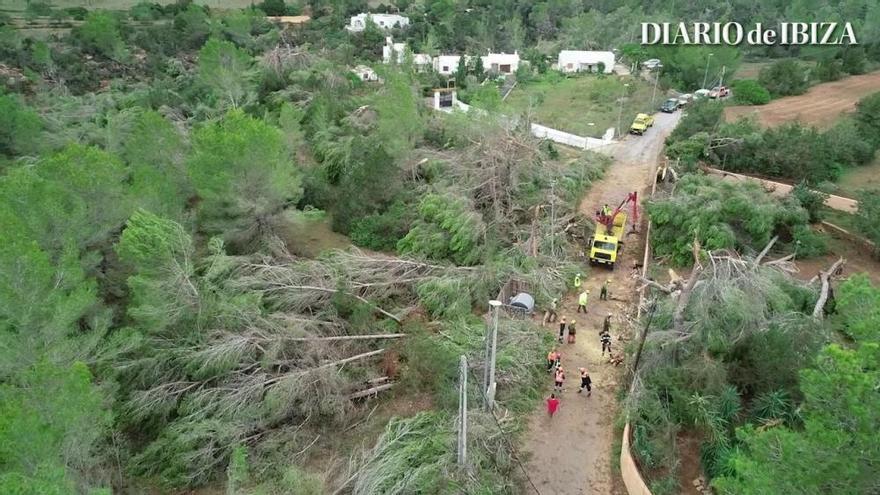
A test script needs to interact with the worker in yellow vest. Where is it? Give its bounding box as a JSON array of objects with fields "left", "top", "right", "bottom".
[
  {"left": 573, "top": 273, "right": 582, "bottom": 290},
  {"left": 577, "top": 289, "right": 589, "bottom": 313}
]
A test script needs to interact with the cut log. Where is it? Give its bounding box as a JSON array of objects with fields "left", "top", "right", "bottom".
[
  {"left": 813, "top": 257, "right": 846, "bottom": 319},
  {"left": 348, "top": 383, "right": 394, "bottom": 400}
]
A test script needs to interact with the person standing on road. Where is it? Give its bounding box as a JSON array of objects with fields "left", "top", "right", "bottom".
[
  {"left": 543, "top": 298, "right": 558, "bottom": 326},
  {"left": 578, "top": 368, "right": 592, "bottom": 396},
  {"left": 577, "top": 289, "right": 589, "bottom": 313},
  {"left": 567, "top": 319, "right": 577, "bottom": 344},
  {"left": 547, "top": 393, "right": 560, "bottom": 417},
  {"left": 600, "top": 329, "right": 612, "bottom": 356},
  {"left": 603, "top": 313, "right": 612, "bottom": 334},
  {"left": 554, "top": 366, "right": 566, "bottom": 393},
  {"left": 558, "top": 317, "right": 567, "bottom": 343},
  {"left": 600, "top": 279, "right": 611, "bottom": 300},
  {"left": 547, "top": 348, "right": 560, "bottom": 371}
]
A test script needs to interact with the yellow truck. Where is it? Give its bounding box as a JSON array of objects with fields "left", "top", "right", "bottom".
[
  {"left": 588, "top": 212, "right": 627, "bottom": 267},
  {"left": 588, "top": 192, "right": 639, "bottom": 268},
  {"left": 629, "top": 113, "right": 655, "bottom": 135}
]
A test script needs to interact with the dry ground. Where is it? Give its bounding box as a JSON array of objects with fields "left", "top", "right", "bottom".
[
  {"left": 724, "top": 71, "right": 880, "bottom": 129},
  {"left": 521, "top": 111, "right": 681, "bottom": 495}
]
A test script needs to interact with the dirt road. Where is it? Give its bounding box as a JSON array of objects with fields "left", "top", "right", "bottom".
[
  {"left": 521, "top": 112, "right": 681, "bottom": 495},
  {"left": 724, "top": 71, "right": 880, "bottom": 129}
]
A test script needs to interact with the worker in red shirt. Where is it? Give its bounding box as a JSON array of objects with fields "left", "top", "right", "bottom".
[{"left": 546, "top": 393, "right": 560, "bottom": 417}]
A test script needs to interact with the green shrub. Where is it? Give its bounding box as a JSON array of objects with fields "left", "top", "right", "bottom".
[
  {"left": 815, "top": 57, "right": 843, "bottom": 82},
  {"left": 854, "top": 188, "right": 880, "bottom": 254},
  {"left": 790, "top": 182, "right": 828, "bottom": 223},
  {"left": 730, "top": 79, "right": 770, "bottom": 105},
  {"left": 758, "top": 60, "right": 809, "bottom": 97},
  {"left": 667, "top": 100, "right": 722, "bottom": 144}
]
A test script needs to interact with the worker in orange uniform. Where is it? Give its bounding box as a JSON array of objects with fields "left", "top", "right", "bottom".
[{"left": 554, "top": 366, "right": 566, "bottom": 393}]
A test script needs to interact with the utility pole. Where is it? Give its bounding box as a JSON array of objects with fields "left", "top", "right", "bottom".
[
  {"left": 702, "top": 52, "right": 714, "bottom": 90},
  {"left": 650, "top": 66, "right": 661, "bottom": 107},
  {"left": 549, "top": 179, "right": 557, "bottom": 257},
  {"left": 615, "top": 83, "right": 630, "bottom": 138},
  {"left": 484, "top": 300, "right": 501, "bottom": 410},
  {"left": 719, "top": 65, "right": 726, "bottom": 86},
  {"left": 457, "top": 355, "right": 468, "bottom": 467}
]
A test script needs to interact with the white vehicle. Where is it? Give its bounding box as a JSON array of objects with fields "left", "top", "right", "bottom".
[
  {"left": 642, "top": 58, "right": 662, "bottom": 70},
  {"left": 677, "top": 93, "right": 693, "bottom": 107},
  {"left": 694, "top": 89, "right": 711, "bottom": 100}
]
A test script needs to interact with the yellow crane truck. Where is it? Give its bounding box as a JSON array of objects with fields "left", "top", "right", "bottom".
[{"left": 588, "top": 192, "right": 639, "bottom": 268}]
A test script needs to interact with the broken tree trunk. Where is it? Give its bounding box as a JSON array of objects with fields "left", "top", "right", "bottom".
[
  {"left": 673, "top": 265, "right": 703, "bottom": 335},
  {"left": 754, "top": 235, "right": 779, "bottom": 265},
  {"left": 812, "top": 257, "right": 846, "bottom": 319}
]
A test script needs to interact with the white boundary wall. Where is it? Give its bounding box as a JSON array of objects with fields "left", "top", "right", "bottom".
[{"left": 530, "top": 123, "right": 614, "bottom": 150}]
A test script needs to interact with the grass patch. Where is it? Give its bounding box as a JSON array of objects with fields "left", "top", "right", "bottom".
[
  {"left": 835, "top": 158, "right": 880, "bottom": 198},
  {"left": 503, "top": 73, "right": 655, "bottom": 138}
]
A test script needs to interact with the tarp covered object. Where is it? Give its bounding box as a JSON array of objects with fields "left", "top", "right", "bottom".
[{"left": 509, "top": 292, "right": 535, "bottom": 313}]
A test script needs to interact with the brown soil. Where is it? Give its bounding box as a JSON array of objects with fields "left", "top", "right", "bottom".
[
  {"left": 724, "top": 71, "right": 880, "bottom": 129},
  {"left": 676, "top": 430, "right": 705, "bottom": 495},
  {"left": 521, "top": 112, "right": 682, "bottom": 495}
]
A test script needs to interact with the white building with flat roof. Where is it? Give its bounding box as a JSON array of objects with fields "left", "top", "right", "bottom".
[
  {"left": 557, "top": 50, "right": 615, "bottom": 73},
  {"left": 434, "top": 55, "right": 463, "bottom": 75},
  {"left": 346, "top": 13, "right": 409, "bottom": 32},
  {"left": 482, "top": 51, "right": 519, "bottom": 74},
  {"left": 433, "top": 52, "right": 520, "bottom": 75}
]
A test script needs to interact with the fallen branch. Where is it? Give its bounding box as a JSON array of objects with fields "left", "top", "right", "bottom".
[
  {"left": 812, "top": 257, "right": 846, "bottom": 319},
  {"left": 286, "top": 333, "right": 406, "bottom": 342},
  {"left": 348, "top": 383, "right": 394, "bottom": 400},
  {"left": 764, "top": 253, "right": 795, "bottom": 266},
  {"left": 754, "top": 235, "right": 779, "bottom": 265},
  {"left": 276, "top": 284, "right": 401, "bottom": 323}
]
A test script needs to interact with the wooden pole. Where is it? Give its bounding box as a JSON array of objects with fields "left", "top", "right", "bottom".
[{"left": 457, "top": 355, "right": 468, "bottom": 467}]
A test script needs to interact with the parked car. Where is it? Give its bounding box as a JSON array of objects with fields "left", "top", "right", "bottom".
[
  {"left": 677, "top": 93, "right": 693, "bottom": 107},
  {"left": 642, "top": 58, "right": 662, "bottom": 70},
  {"left": 694, "top": 89, "right": 711, "bottom": 100},
  {"left": 660, "top": 98, "right": 679, "bottom": 113},
  {"left": 709, "top": 86, "right": 729, "bottom": 99},
  {"left": 629, "top": 113, "right": 655, "bottom": 135}
]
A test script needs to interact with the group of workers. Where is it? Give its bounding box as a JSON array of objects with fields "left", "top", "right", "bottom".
[{"left": 542, "top": 273, "right": 618, "bottom": 418}]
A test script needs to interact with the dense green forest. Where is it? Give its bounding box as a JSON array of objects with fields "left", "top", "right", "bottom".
[{"left": 2, "top": 0, "right": 880, "bottom": 493}]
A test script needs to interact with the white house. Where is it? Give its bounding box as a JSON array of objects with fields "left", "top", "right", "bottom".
[
  {"left": 434, "top": 55, "right": 463, "bottom": 75},
  {"left": 433, "top": 52, "right": 520, "bottom": 75},
  {"left": 346, "top": 13, "right": 409, "bottom": 32},
  {"left": 351, "top": 65, "right": 381, "bottom": 82},
  {"left": 557, "top": 50, "right": 615, "bottom": 74},
  {"left": 482, "top": 51, "right": 519, "bottom": 74},
  {"left": 382, "top": 37, "right": 432, "bottom": 70}
]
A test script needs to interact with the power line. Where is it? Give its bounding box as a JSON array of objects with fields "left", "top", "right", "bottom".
[{"left": 466, "top": 367, "right": 544, "bottom": 495}]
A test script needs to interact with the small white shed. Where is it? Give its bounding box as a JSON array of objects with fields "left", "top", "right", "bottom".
[{"left": 557, "top": 50, "right": 615, "bottom": 74}]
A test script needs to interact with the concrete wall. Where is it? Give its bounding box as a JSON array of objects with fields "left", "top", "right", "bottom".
[
  {"left": 530, "top": 123, "right": 612, "bottom": 150},
  {"left": 621, "top": 423, "right": 654, "bottom": 495}
]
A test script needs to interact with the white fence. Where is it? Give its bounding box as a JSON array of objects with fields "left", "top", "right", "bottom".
[
  {"left": 530, "top": 123, "right": 614, "bottom": 150},
  {"left": 432, "top": 91, "right": 616, "bottom": 150}
]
